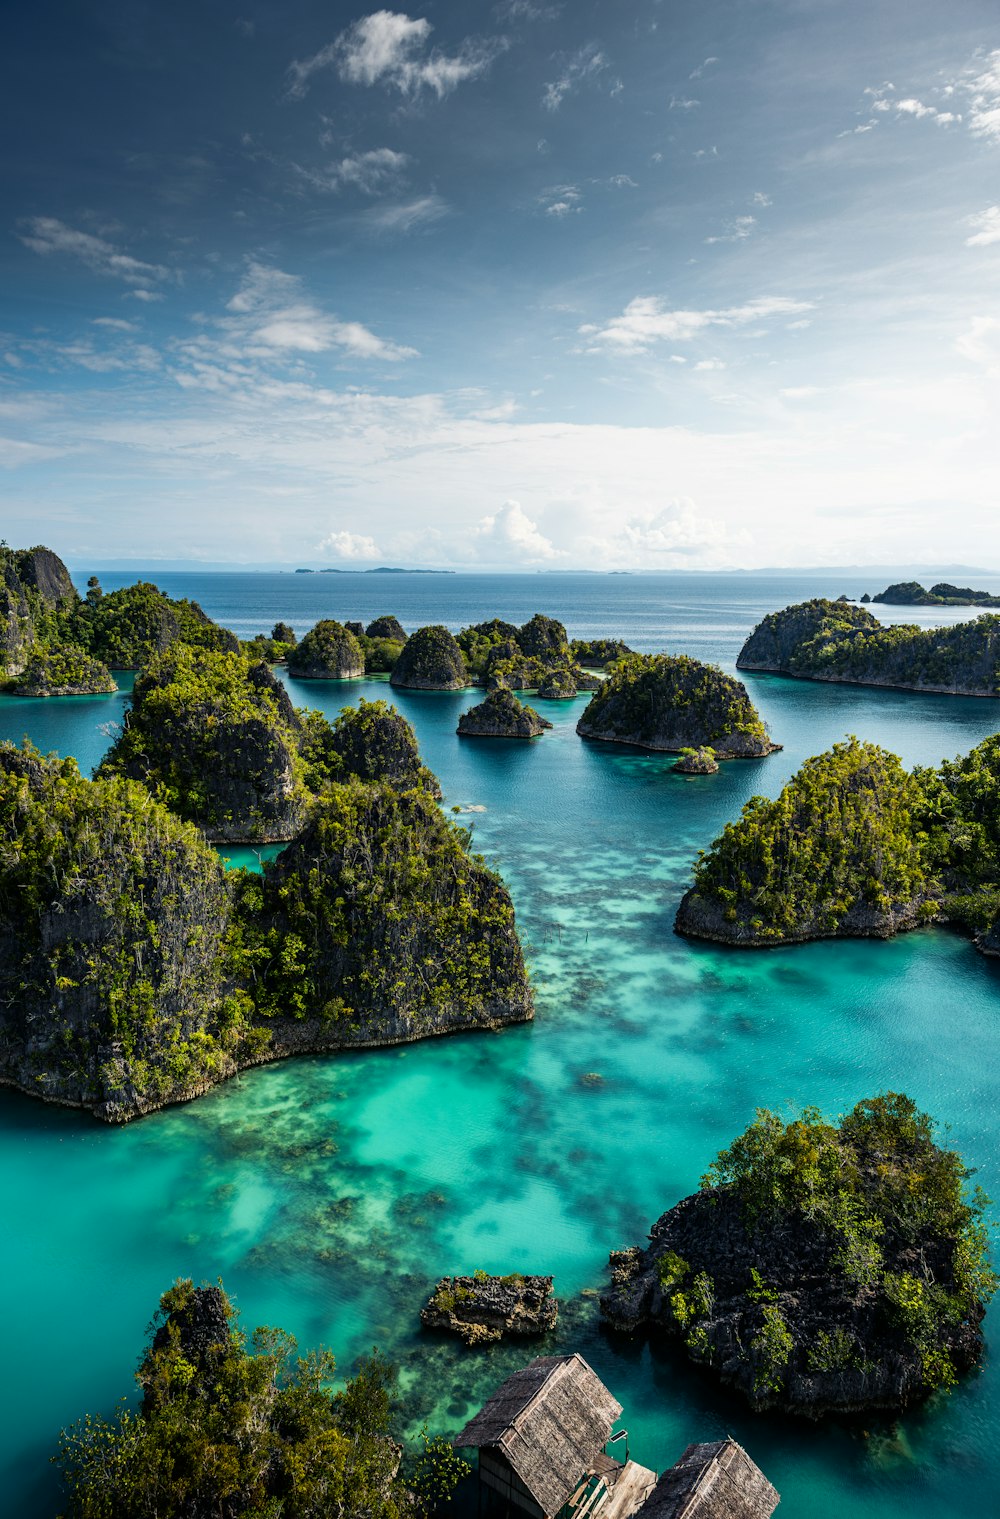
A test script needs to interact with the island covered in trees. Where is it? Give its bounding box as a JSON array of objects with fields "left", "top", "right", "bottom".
[
  {"left": 675, "top": 731, "right": 1000, "bottom": 951},
  {"left": 737, "top": 598, "right": 1000, "bottom": 695},
  {"left": 601, "top": 1094, "right": 995, "bottom": 1415}
]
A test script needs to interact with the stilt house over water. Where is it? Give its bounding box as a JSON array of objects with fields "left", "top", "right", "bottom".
[
  {"left": 455, "top": 1356, "right": 778, "bottom": 1519},
  {"left": 453, "top": 1354, "right": 657, "bottom": 1519}
]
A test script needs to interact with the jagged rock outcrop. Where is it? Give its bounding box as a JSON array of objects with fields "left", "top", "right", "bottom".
[
  {"left": 236, "top": 778, "right": 534, "bottom": 1041},
  {"left": 147, "top": 1285, "right": 232, "bottom": 1382},
  {"left": 0, "top": 544, "right": 79, "bottom": 676},
  {"left": 366, "top": 614, "right": 407, "bottom": 641},
  {"left": 737, "top": 598, "right": 1000, "bottom": 695},
  {"left": 0, "top": 743, "right": 249, "bottom": 1123},
  {"left": 100, "top": 646, "right": 308, "bottom": 842},
  {"left": 600, "top": 1095, "right": 992, "bottom": 1418},
  {"left": 8, "top": 644, "right": 116, "bottom": 697},
  {"left": 458, "top": 687, "right": 551, "bottom": 738},
  {"left": 672, "top": 746, "right": 719, "bottom": 775},
  {"left": 300, "top": 698, "right": 441, "bottom": 796},
  {"left": 578, "top": 654, "right": 778, "bottom": 757},
  {"left": 675, "top": 738, "right": 939, "bottom": 945},
  {"left": 15, "top": 546, "right": 76, "bottom": 606},
  {"left": 421, "top": 1274, "right": 558, "bottom": 1346},
  {"left": 287, "top": 619, "right": 365, "bottom": 679},
  {"left": 390, "top": 624, "right": 468, "bottom": 689}
]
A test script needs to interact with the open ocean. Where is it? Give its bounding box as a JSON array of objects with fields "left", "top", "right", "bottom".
[{"left": 4, "top": 570, "right": 1000, "bottom": 1517}]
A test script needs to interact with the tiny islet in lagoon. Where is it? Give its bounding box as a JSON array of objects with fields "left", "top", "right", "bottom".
[{"left": 3, "top": 569, "right": 1000, "bottom": 1517}]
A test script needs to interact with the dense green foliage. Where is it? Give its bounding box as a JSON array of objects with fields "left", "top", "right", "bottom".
[
  {"left": 0, "top": 742, "right": 252, "bottom": 1115},
  {"left": 739, "top": 598, "right": 1000, "bottom": 693},
  {"left": 54, "top": 1279, "right": 432, "bottom": 1519},
  {"left": 390, "top": 625, "right": 468, "bottom": 688},
  {"left": 579, "top": 653, "right": 773, "bottom": 755},
  {"left": 288, "top": 620, "right": 366, "bottom": 679},
  {"left": 7, "top": 642, "right": 116, "bottom": 696},
  {"left": 570, "top": 637, "right": 632, "bottom": 667},
  {"left": 699, "top": 1094, "right": 995, "bottom": 1391},
  {"left": 100, "top": 646, "right": 308, "bottom": 841},
  {"left": 366, "top": 615, "right": 407, "bottom": 642},
  {"left": 229, "top": 779, "right": 529, "bottom": 1026},
  {"left": 687, "top": 738, "right": 940, "bottom": 938},
  {"left": 71, "top": 581, "right": 239, "bottom": 669},
  {"left": 298, "top": 698, "right": 440, "bottom": 795},
  {"left": 360, "top": 634, "right": 406, "bottom": 674}
]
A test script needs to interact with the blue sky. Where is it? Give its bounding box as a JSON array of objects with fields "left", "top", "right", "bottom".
[{"left": 2, "top": 0, "right": 999, "bottom": 569}]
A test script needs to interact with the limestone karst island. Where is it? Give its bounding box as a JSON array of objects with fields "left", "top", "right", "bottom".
[{"left": 5, "top": 3, "right": 1000, "bottom": 1516}]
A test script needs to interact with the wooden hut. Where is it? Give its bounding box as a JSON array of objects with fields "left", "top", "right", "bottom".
[
  {"left": 454, "top": 1354, "right": 656, "bottom": 1519},
  {"left": 633, "top": 1438, "right": 779, "bottom": 1519}
]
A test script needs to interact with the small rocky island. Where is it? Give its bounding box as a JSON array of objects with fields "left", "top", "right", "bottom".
[
  {"left": 287, "top": 619, "right": 366, "bottom": 679},
  {"left": 421, "top": 1272, "right": 558, "bottom": 1345},
  {"left": 737, "top": 598, "right": 1000, "bottom": 696},
  {"left": 577, "top": 654, "right": 779, "bottom": 757},
  {"left": 391, "top": 624, "right": 469, "bottom": 689},
  {"left": 457, "top": 687, "right": 552, "bottom": 738},
  {"left": 601, "top": 1094, "right": 995, "bottom": 1416},
  {"left": 300, "top": 696, "right": 441, "bottom": 795},
  {"left": 672, "top": 746, "right": 719, "bottom": 775}
]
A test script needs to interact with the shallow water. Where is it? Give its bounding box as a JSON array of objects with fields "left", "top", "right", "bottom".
[{"left": 3, "top": 576, "right": 1000, "bottom": 1516}]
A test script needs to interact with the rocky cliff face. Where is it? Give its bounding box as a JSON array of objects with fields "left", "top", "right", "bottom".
[
  {"left": 100, "top": 646, "right": 308, "bottom": 842},
  {"left": 287, "top": 619, "right": 366, "bottom": 679},
  {"left": 0, "top": 545, "right": 79, "bottom": 676},
  {"left": 366, "top": 614, "right": 407, "bottom": 641},
  {"left": 738, "top": 599, "right": 1000, "bottom": 696},
  {"left": 15, "top": 546, "right": 76, "bottom": 606},
  {"left": 236, "top": 778, "right": 534, "bottom": 1039},
  {"left": 390, "top": 624, "right": 468, "bottom": 689},
  {"left": 457, "top": 687, "right": 551, "bottom": 737},
  {"left": 421, "top": 1274, "right": 558, "bottom": 1346},
  {"left": 0, "top": 744, "right": 251, "bottom": 1123},
  {"left": 578, "top": 654, "right": 778, "bottom": 757}
]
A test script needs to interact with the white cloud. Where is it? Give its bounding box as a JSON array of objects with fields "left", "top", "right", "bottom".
[
  {"left": 705, "top": 214, "right": 756, "bottom": 244},
  {"left": 752, "top": 192, "right": 772, "bottom": 207},
  {"left": 474, "top": 499, "right": 560, "bottom": 561},
  {"left": 669, "top": 96, "right": 699, "bottom": 110},
  {"left": 689, "top": 57, "right": 717, "bottom": 80},
  {"left": 542, "top": 44, "right": 607, "bottom": 111},
  {"left": 581, "top": 295, "right": 814, "bottom": 353},
  {"left": 213, "top": 261, "right": 418, "bottom": 362},
  {"left": 614, "top": 498, "right": 738, "bottom": 559},
  {"left": 694, "top": 359, "right": 725, "bottom": 371},
  {"left": 288, "top": 11, "right": 501, "bottom": 100},
  {"left": 495, "top": 1, "right": 561, "bottom": 20},
  {"left": 539, "top": 184, "right": 582, "bottom": 216},
  {"left": 92, "top": 317, "right": 139, "bottom": 332},
  {"left": 955, "top": 316, "right": 1000, "bottom": 375},
  {"left": 965, "top": 49, "right": 1000, "bottom": 142},
  {"left": 317, "top": 529, "right": 381, "bottom": 559},
  {"left": 300, "top": 147, "right": 410, "bottom": 195},
  {"left": 362, "top": 194, "right": 449, "bottom": 233},
  {"left": 19, "top": 218, "right": 172, "bottom": 289},
  {"left": 966, "top": 206, "right": 1000, "bottom": 247}
]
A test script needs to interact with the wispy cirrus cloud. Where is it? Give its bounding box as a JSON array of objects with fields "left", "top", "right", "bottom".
[
  {"left": 542, "top": 43, "right": 608, "bottom": 111},
  {"left": 966, "top": 206, "right": 1000, "bottom": 247},
  {"left": 538, "top": 184, "right": 582, "bottom": 217},
  {"left": 287, "top": 10, "right": 503, "bottom": 101},
  {"left": 361, "top": 193, "right": 449, "bottom": 233},
  {"left": 296, "top": 147, "right": 410, "bottom": 195},
  {"left": 19, "top": 217, "right": 173, "bottom": 290},
  {"left": 580, "top": 295, "right": 814, "bottom": 353}
]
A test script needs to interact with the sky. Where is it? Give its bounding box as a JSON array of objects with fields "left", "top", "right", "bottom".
[{"left": 2, "top": 0, "right": 1000, "bottom": 571}]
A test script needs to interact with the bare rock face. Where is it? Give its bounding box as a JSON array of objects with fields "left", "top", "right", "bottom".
[
  {"left": 458, "top": 687, "right": 551, "bottom": 737},
  {"left": 15, "top": 546, "right": 76, "bottom": 606},
  {"left": 421, "top": 1274, "right": 558, "bottom": 1346},
  {"left": 287, "top": 619, "right": 366, "bottom": 679},
  {"left": 390, "top": 624, "right": 468, "bottom": 689}
]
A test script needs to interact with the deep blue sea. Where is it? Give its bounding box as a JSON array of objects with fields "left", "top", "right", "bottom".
[{"left": 4, "top": 570, "right": 1000, "bottom": 1518}]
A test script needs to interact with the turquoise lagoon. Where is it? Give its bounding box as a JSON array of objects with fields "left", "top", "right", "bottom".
[{"left": 4, "top": 576, "right": 1000, "bottom": 1515}]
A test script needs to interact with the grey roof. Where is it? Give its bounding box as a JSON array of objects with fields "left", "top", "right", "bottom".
[
  {"left": 454, "top": 1354, "right": 624, "bottom": 1517},
  {"left": 635, "top": 1439, "right": 779, "bottom": 1519}
]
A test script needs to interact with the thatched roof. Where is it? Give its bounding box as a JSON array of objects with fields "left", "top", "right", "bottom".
[
  {"left": 454, "top": 1354, "right": 623, "bottom": 1517},
  {"left": 635, "top": 1439, "right": 778, "bottom": 1519}
]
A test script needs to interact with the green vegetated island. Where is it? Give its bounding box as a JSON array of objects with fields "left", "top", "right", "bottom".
[
  {"left": 602, "top": 1093, "right": 995, "bottom": 1415},
  {"left": 738, "top": 598, "right": 1000, "bottom": 696},
  {"left": 866, "top": 580, "right": 1000, "bottom": 607},
  {"left": 675, "top": 732, "right": 1000, "bottom": 952}
]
